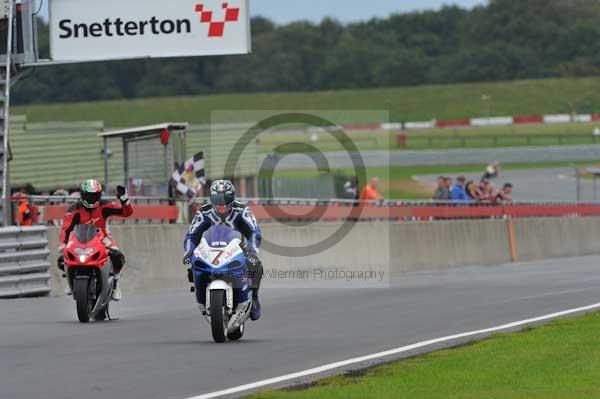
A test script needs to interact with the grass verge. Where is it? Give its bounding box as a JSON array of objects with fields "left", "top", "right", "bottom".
[
  {"left": 13, "top": 77, "right": 600, "bottom": 127},
  {"left": 249, "top": 311, "right": 600, "bottom": 399},
  {"left": 256, "top": 123, "right": 600, "bottom": 153}
]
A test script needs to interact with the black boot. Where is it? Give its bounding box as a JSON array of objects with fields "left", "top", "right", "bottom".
[
  {"left": 250, "top": 288, "right": 261, "bottom": 321},
  {"left": 109, "top": 249, "right": 125, "bottom": 274},
  {"left": 57, "top": 255, "right": 65, "bottom": 271},
  {"left": 245, "top": 251, "right": 263, "bottom": 321}
]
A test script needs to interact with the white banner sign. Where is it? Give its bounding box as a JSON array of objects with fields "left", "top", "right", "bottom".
[{"left": 49, "top": 0, "right": 251, "bottom": 62}]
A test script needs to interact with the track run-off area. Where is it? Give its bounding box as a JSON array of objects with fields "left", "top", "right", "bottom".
[{"left": 2, "top": 256, "right": 600, "bottom": 399}]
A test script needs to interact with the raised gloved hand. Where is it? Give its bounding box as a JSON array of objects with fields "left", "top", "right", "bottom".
[
  {"left": 116, "top": 185, "right": 126, "bottom": 199},
  {"left": 116, "top": 185, "right": 129, "bottom": 204}
]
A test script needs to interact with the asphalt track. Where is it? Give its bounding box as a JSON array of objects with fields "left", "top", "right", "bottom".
[
  {"left": 259, "top": 145, "right": 600, "bottom": 170},
  {"left": 3, "top": 256, "right": 600, "bottom": 399}
]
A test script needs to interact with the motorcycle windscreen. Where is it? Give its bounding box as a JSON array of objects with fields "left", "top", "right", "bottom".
[
  {"left": 202, "top": 225, "right": 242, "bottom": 247},
  {"left": 72, "top": 224, "right": 100, "bottom": 244}
]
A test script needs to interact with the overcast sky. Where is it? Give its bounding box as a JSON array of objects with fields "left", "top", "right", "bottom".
[{"left": 38, "top": 1, "right": 486, "bottom": 23}]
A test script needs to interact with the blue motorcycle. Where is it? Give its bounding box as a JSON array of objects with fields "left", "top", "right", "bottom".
[{"left": 189, "top": 225, "right": 253, "bottom": 343}]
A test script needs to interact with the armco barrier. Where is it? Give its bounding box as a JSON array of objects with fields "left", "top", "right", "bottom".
[
  {"left": 0, "top": 226, "right": 51, "bottom": 298},
  {"left": 46, "top": 216, "right": 600, "bottom": 296}
]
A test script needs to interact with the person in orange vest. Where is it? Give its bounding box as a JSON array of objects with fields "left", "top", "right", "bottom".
[
  {"left": 359, "top": 177, "right": 384, "bottom": 203},
  {"left": 15, "top": 194, "right": 33, "bottom": 226}
]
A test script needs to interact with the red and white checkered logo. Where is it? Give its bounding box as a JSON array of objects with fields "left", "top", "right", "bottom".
[{"left": 195, "top": 2, "right": 240, "bottom": 37}]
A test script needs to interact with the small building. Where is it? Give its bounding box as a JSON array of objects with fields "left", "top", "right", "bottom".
[
  {"left": 99, "top": 123, "right": 188, "bottom": 197},
  {"left": 99, "top": 122, "right": 259, "bottom": 198}
]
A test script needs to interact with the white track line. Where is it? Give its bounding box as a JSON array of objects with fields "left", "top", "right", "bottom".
[{"left": 186, "top": 302, "right": 600, "bottom": 399}]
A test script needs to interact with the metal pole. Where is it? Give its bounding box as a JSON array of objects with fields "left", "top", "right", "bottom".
[
  {"left": 1, "top": 0, "right": 14, "bottom": 226},
  {"left": 576, "top": 169, "right": 581, "bottom": 202},
  {"left": 123, "top": 139, "right": 129, "bottom": 189},
  {"left": 163, "top": 144, "right": 168, "bottom": 183},
  {"left": 595, "top": 176, "right": 598, "bottom": 202},
  {"left": 4, "top": 161, "right": 10, "bottom": 225},
  {"left": 179, "top": 130, "right": 186, "bottom": 166},
  {"left": 103, "top": 137, "right": 109, "bottom": 189}
]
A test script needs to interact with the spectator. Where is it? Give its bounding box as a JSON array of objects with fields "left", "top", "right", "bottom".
[
  {"left": 479, "top": 180, "right": 497, "bottom": 202},
  {"left": 479, "top": 179, "right": 487, "bottom": 189},
  {"left": 14, "top": 194, "right": 32, "bottom": 226},
  {"left": 466, "top": 181, "right": 481, "bottom": 202},
  {"left": 360, "top": 177, "right": 384, "bottom": 202},
  {"left": 482, "top": 161, "right": 500, "bottom": 182},
  {"left": 444, "top": 177, "right": 453, "bottom": 194},
  {"left": 450, "top": 176, "right": 469, "bottom": 202},
  {"left": 50, "top": 189, "right": 69, "bottom": 205},
  {"left": 52, "top": 189, "right": 69, "bottom": 197},
  {"left": 432, "top": 176, "right": 450, "bottom": 201},
  {"left": 495, "top": 183, "right": 513, "bottom": 203},
  {"left": 343, "top": 176, "right": 359, "bottom": 201}
]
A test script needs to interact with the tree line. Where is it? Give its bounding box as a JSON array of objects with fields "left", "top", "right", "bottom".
[{"left": 13, "top": 0, "right": 600, "bottom": 105}]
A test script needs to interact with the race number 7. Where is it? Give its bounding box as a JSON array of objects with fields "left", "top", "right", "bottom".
[{"left": 211, "top": 249, "right": 225, "bottom": 266}]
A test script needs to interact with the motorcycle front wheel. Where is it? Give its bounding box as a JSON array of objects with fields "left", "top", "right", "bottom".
[
  {"left": 74, "top": 278, "right": 93, "bottom": 323},
  {"left": 210, "top": 290, "right": 228, "bottom": 343}
]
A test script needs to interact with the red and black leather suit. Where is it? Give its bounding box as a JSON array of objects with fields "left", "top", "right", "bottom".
[{"left": 59, "top": 199, "right": 133, "bottom": 273}]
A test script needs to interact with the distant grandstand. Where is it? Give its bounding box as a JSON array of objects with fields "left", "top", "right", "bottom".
[{"left": 10, "top": 117, "right": 257, "bottom": 194}]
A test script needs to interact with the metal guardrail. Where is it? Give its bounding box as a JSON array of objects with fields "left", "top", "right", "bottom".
[
  {"left": 0, "top": 226, "right": 51, "bottom": 298},
  {"left": 12, "top": 195, "right": 600, "bottom": 225},
  {"left": 397, "top": 133, "right": 600, "bottom": 149},
  {"left": 22, "top": 195, "right": 600, "bottom": 207}
]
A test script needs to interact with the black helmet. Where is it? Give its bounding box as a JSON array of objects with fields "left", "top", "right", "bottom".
[{"left": 210, "top": 180, "right": 235, "bottom": 216}]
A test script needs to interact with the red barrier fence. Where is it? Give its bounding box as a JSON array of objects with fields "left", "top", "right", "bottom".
[
  {"left": 251, "top": 203, "right": 600, "bottom": 222},
  {"left": 32, "top": 200, "right": 600, "bottom": 224},
  {"left": 513, "top": 115, "right": 545, "bottom": 124},
  {"left": 436, "top": 119, "right": 471, "bottom": 128},
  {"left": 43, "top": 204, "right": 180, "bottom": 223}
]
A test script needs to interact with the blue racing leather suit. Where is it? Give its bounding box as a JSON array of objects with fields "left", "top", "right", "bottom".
[{"left": 184, "top": 201, "right": 262, "bottom": 255}]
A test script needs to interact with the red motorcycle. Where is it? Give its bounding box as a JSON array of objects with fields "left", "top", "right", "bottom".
[{"left": 64, "top": 224, "right": 116, "bottom": 323}]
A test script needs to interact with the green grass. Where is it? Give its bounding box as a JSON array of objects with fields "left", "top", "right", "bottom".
[
  {"left": 13, "top": 77, "right": 600, "bottom": 127},
  {"left": 256, "top": 123, "right": 600, "bottom": 153},
  {"left": 249, "top": 311, "right": 600, "bottom": 399},
  {"left": 266, "top": 161, "right": 591, "bottom": 199}
]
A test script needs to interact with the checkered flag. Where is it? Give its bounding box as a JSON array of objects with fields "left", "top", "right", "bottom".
[{"left": 169, "top": 152, "right": 206, "bottom": 198}]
